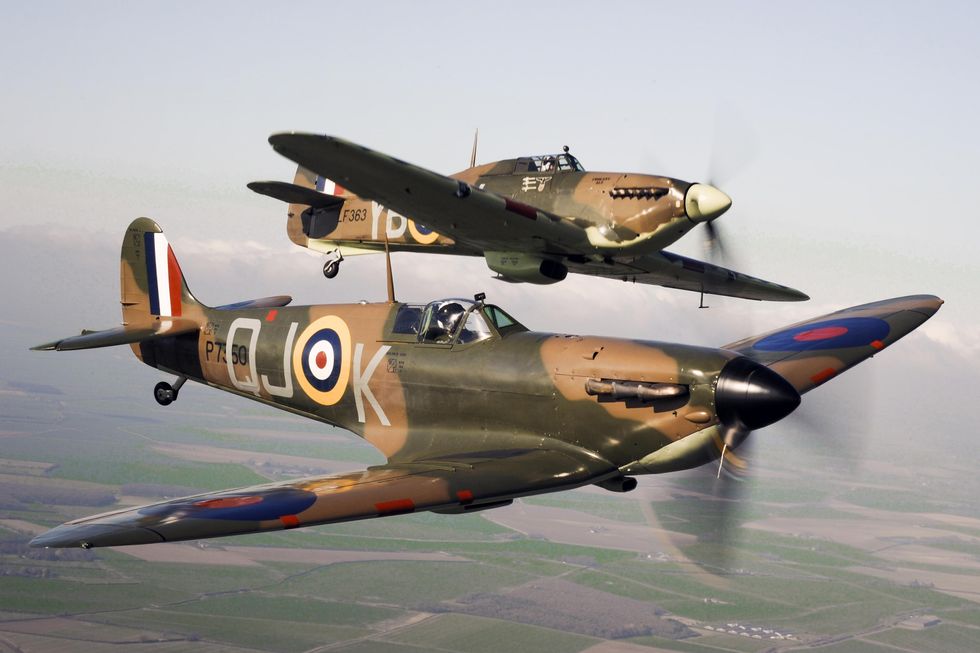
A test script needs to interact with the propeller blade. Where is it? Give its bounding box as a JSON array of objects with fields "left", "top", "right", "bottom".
[
  {"left": 699, "top": 107, "right": 760, "bottom": 272},
  {"left": 659, "top": 357, "right": 799, "bottom": 574},
  {"left": 707, "top": 105, "right": 759, "bottom": 188},
  {"left": 702, "top": 217, "right": 733, "bottom": 268}
]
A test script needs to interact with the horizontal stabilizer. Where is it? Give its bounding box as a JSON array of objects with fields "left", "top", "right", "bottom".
[
  {"left": 215, "top": 295, "right": 292, "bottom": 311},
  {"left": 722, "top": 295, "right": 942, "bottom": 394},
  {"left": 247, "top": 181, "right": 345, "bottom": 209},
  {"left": 32, "top": 318, "right": 199, "bottom": 352},
  {"left": 31, "top": 442, "right": 618, "bottom": 548}
]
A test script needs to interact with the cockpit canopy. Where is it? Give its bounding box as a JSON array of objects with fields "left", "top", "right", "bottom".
[
  {"left": 513, "top": 153, "right": 586, "bottom": 174},
  {"left": 390, "top": 299, "right": 524, "bottom": 345}
]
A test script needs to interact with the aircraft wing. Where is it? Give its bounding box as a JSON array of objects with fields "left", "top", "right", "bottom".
[
  {"left": 30, "top": 443, "right": 618, "bottom": 548},
  {"left": 569, "top": 251, "right": 809, "bottom": 302},
  {"left": 268, "top": 133, "right": 588, "bottom": 253},
  {"left": 721, "top": 295, "right": 943, "bottom": 394},
  {"left": 31, "top": 318, "right": 199, "bottom": 352}
]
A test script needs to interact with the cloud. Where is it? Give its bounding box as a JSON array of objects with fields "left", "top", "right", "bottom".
[
  {"left": 177, "top": 238, "right": 286, "bottom": 258},
  {"left": 918, "top": 317, "right": 980, "bottom": 357}
]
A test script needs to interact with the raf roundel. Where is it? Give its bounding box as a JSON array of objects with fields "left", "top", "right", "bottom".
[
  {"left": 292, "top": 315, "right": 352, "bottom": 405},
  {"left": 752, "top": 317, "right": 891, "bottom": 352},
  {"left": 408, "top": 219, "right": 440, "bottom": 245},
  {"left": 137, "top": 488, "right": 317, "bottom": 522}
]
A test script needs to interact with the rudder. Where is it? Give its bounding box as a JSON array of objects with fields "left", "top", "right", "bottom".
[
  {"left": 285, "top": 165, "right": 344, "bottom": 246},
  {"left": 120, "top": 218, "right": 202, "bottom": 326}
]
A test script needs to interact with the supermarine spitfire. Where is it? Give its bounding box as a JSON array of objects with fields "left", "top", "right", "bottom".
[
  {"left": 248, "top": 133, "right": 808, "bottom": 303},
  {"left": 30, "top": 218, "right": 940, "bottom": 549}
]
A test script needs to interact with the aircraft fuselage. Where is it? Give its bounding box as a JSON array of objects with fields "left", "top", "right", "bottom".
[{"left": 138, "top": 299, "right": 736, "bottom": 471}]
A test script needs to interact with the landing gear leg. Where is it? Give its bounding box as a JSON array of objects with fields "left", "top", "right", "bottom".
[
  {"left": 322, "top": 250, "right": 343, "bottom": 279},
  {"left": 154, "top": 376, "right": 187, "bottom": 406}
]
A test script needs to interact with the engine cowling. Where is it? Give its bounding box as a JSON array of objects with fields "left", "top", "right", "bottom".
[{"left": 485, "top": 251, "right": 568, "bottom": 284}]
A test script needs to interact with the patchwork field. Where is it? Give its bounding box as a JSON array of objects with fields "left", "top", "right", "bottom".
[{"left": 2, "top": 382, "right": 980, "bottom": 651}]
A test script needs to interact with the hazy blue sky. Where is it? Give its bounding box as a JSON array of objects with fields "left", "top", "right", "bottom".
[{"left": 1, "top": 1, "right": 977, "bottom": 453}]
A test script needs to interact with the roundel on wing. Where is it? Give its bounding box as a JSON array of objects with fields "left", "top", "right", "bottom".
[
  {"left": 753, "top": 317, "right": 890, "bottom": 352},
  {"left": 408, "top": 219, "right": 440, "bottom": 245},
  {"left": 292, "top": 315, "right": 352, "bottom": 405},
  {"left": 138, "top": 488, "right": 317, "bottom": 521}
]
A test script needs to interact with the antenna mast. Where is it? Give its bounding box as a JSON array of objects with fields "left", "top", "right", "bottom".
[
  {"left": 469, "top": 128, "right": 479, "bottom": 168},
  {"left": 384, "top": 231, "right": 396, "bottom": 303}
]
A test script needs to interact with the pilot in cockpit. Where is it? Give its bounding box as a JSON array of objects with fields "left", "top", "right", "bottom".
[
  {"left": 417, "top": 299, "right": 494, "bottom": 345},
  {"left": 434, "top": 302, "right": 465, "bottom": 342},
  {"left": 417, "top": 301, "right": 464, "bottom": 344}
]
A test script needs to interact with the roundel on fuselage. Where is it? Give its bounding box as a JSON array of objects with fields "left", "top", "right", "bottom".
[
  {"left": 408, "top": 220, "right": 440, "bottom": 245},
  {"left": 292, "top": 315, "right": 351, "bottom": 405}
]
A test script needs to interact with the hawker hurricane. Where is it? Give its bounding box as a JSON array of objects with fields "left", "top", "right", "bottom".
[{"left": 249, "top": 133, "right": 807, "bottom": 303}]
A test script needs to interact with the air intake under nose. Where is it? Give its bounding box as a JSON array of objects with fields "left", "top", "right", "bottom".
[{"left": 715, "top": 357, "right": 800, "bottom": 430}]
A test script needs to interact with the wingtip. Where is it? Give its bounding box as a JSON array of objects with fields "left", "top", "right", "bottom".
[
  {"left": 767, "top": 286, "right": 809, "bottom": 302},
  {"left": 918, "top": 294, "right": 945, "bottom": 316},
  {"left": 268, "top": 132, "right": 333, "bottom": 150},
  {"left": 29, "top": 526, "right": 80, "bottom": 549},
  {"left": 267, "top": 131, "right": 295, "bottom": 145},
  {"left": 30, "top": 522, "right": 163, "bottom": 548},
  {"left": 889, "top": 294, "right": 944, "bottom": 316}
]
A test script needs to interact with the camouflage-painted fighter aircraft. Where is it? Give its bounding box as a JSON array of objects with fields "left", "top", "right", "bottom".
[
  {"left": 30, "top": 219, "right": 939, "bottom": 549},
  {"left": 248, "top": 133, "right": 808, "bottom": 303}
]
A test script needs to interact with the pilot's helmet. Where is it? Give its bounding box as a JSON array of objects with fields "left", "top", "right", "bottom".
[{"left": 437, "top": 302, "right": 465, "bottom": 332}]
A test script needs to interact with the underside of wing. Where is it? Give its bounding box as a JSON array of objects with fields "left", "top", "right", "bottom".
[
  {"left": 722, "top": 295, "right": 943, "bottom": 394},
  {"left": 31, "top": 318, "right": 200, "bottom": 352},
  {"left": 571, "top": 251, "right": 809, "bottom": 302},
  {"left": 31, "top": 444, "right": 619, "bottom": 548},
  {"left": 268, "top": 133, "right": 589, "bottom": 253}
]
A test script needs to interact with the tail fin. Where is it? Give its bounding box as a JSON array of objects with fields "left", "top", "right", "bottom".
[
  {"left": 308, "top": 166, "right": 345, "bottom": 197},
  {"left": 120, "top": 218, "right": 202, "bottom": 325},
  {"left": 248, "top": 166, "right": 346, "bottom": 247}
]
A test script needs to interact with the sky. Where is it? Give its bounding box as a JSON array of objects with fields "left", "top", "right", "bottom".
[{"left": 1, "top": 1, "right": 978, "bottom": 459}]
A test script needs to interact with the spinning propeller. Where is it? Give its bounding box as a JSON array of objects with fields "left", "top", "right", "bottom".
[
  {"left": 643, "top": 358, "right": 800, "bottom": 575},
  {"left": 713, "top": 357, "right": 801, "bottom": 477},
  {"left": 698, "top": 108, "right": 759, "bottom": 268}
]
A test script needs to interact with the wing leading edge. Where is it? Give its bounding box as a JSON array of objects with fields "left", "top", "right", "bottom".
[{"left": 31, "top": 443, "right": 619, "bottom": 548}]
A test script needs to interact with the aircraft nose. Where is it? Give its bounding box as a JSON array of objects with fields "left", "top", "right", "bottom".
[
  {"left": 684, "top": 183, "right": 732, "bottom": 222},
  {"left": 715, "top": 357, "right": 800, "bottom": 430}
]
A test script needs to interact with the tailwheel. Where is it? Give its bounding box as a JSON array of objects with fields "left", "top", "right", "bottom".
[
  {"left": 153, "top": 376, "right": 186, "bottom": 406},
  {"left": 154, "top": 382, "right": 176, "bottom": 406}
]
